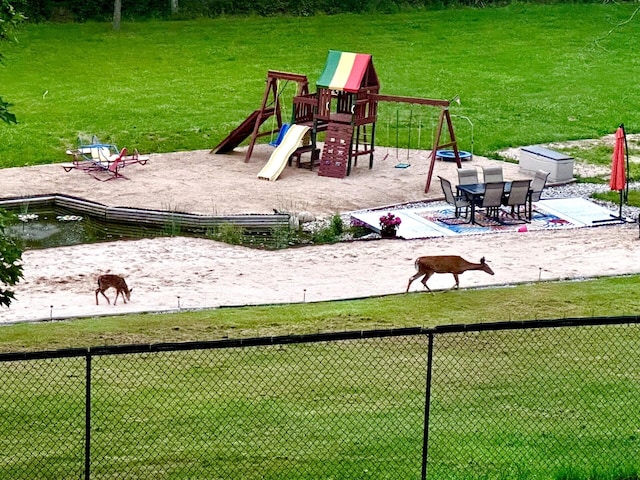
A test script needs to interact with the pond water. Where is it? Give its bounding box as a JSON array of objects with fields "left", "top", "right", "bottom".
[
  {"left": 1, "top": 196, "right": 290, "bottom": 250},
  {"left": 6, "top": 206, "right": 170, "bottom": 250}
]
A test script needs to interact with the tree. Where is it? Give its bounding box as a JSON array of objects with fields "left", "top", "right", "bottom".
[
  {"left": 113, "top": 0, "right": 121, "bottom": 31},
  {"left": 0, "top": 0, "right": 24, "bottom": 125},
  {"left": 0, "top": 0, "right": 24, "bottom": 307},
  {"left": 0, "top": 212, "right": 23, "bottom": 308}
]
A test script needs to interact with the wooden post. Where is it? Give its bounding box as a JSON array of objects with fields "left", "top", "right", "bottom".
[
  {"left": 244, "top": 71, "right": 310, "bottom": 162},
  {"left": 424, "top": 108, "right": 461, "bottom": 193},
  {"left": 244, "top": 76, "right": 278, "bottom": 162}
]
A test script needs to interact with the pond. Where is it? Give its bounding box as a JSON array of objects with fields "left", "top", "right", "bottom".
[
  {"left": 0, "top": 195, "right": 291, "bottom": 250},
  {"left": 6, "top": 207, "right": 171, "bottom": 250}
]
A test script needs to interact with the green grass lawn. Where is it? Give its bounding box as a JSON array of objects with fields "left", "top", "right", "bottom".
[
  {"left": 1, "top": 318, "right": 638, "bottom": 479},
  {"left": 0, "top": 3, "right": 639, "bottom": 166},
  {"left": 2, "top": 275, "right": 640, "bottom": 352}
]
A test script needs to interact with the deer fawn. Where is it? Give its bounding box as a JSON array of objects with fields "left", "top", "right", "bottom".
[
  {"left": 407, "top": 255, "right": 495, "bottom": 293},
  {"left": 95, "top": 274, "right": 132, "bottom": 305}
]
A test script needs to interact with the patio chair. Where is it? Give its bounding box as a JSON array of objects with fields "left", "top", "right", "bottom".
[
  {"left": 502, "top": 179, "right": 531, "bottom": 221},
  {"left": 439, "top": 176, "right": 470, "bottom": 219},
  {"left": 476, "top": 182, "right": 505, "bottom": 222},
  {"left": 457, "top": 168, "right": 479, "bottom": 186},
  {"left": 482, "top": 165, "right": 504, "bottom": 183},
  {"left": 530, "top": 170, "right": 550, "bottom": 202},
  {"left": 528, "top": 170, "right": 550, "bottom": 217}
]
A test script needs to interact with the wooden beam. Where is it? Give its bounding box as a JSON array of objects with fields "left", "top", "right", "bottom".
[
  {"left": 266, "top": 70, "right": 309, "bottom": 83},
  {"left": 370, "top": 94, "right": 450, "bottom": 108}
]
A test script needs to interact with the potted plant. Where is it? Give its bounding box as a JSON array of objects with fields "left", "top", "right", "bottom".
[{"left": 379, "top": 212, "right": 401, "bottom": 238}]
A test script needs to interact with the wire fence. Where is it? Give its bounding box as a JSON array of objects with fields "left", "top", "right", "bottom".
[{"left": 0, "top": 317, "right": 639, "bottom": 479}]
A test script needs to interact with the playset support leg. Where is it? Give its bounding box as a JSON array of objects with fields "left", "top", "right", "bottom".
[{"left": 425, "top": 108, "right": 461, "bottom": 193}]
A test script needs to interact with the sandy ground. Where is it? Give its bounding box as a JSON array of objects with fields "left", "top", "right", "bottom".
[{"left": 1, "top": 144, "right": 639, "bottom": 324}]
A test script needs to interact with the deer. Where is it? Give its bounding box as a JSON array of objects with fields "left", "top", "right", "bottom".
[
  {"left": 406, "top": 256, "right": 494, "bottom": 293},
  {"left": 95, "top": 274, "right": 132, "bottom": 305}
]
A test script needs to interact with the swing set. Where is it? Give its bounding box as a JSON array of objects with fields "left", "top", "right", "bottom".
[{"left": 371, "top": 93, "right": 463, "bottom": 192}]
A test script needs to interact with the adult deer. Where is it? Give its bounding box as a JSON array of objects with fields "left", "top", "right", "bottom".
[
  {"left": 406, "top": 256, "right": 494, "bottom": 293},
  {"left": 95, "top": 274, "right": 132, "bottom": 305}
]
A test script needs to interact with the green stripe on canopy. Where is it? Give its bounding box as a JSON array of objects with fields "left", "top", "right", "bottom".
[{"left": 317, "top": 50, "right": 342, "bottom": 89}]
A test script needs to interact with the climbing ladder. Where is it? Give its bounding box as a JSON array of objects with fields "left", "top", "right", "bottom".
[{"left": 318, "top": 122, "right": 354, "bottom": 178}]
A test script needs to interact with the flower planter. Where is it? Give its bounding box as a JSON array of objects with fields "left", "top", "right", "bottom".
[
  {"left": 379, "top": 212, "right": 401, "bottom": 239},
  {"left": 380, "top": 228, "right": 397, "bottom": 238}
]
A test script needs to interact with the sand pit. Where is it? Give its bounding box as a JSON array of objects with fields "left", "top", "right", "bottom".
[{"left": 1, "top": 144, "right": 639, "bottom": 324}]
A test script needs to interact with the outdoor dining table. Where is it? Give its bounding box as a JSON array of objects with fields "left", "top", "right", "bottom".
[{"left": 457, "top": 182, "right": 532, "bottom": 225}]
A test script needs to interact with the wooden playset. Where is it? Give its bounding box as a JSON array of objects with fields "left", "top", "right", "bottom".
[{"left": 211, "top": 50, "right": 462, "bottom": 192}]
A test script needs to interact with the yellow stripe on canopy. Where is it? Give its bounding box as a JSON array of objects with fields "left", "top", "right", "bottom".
[{"left": 328, "top": 52, "right": 357, "bottom": 91}]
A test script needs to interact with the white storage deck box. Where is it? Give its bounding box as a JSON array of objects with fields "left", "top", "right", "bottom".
[{"left": 519, "top": 145, "right": 574, "bottom": 184}]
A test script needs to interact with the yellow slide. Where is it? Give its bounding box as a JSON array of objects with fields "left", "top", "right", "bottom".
[{"left": 257, "top": 124, "right": 311, "bottom": 181}]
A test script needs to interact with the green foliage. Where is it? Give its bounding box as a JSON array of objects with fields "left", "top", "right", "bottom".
[
  {"left": 0, "top": 0, "right": 24, "bottom": 44},
  {"left": 14, "top": 0, "right": 170, "bottom": 22},
  {"left": 558, "top": 142, "right": 640, "bottom": 184},
  {"left": 270, "top": 223, "right": 296, "bottom": 249},
  {"left": 329, "top": 213, "right": 344, "bottom": 235},
  {"left": 560, "top": 140, "right": 640, "bottom": 184},
  {"left": 162, "top": 216, "right": 182, "bottom": 236},
  {"left": 0, "top": 210, "right": 23, "bottom": 307},
  {"left": 211, "top": 222, "right": 245, "bottom": 244},
  {"left": 0, "top": 96, "right": 16, "bottom": 124},
  {"left": 2, "top": 325, "right": 639, "bottom": 478},
  {"left": 311, "top": 214, "right": 344, "bottom": 244},
  {"left": 0, "top": 0, "right": 24, "bottom": 124},
  {"left": 14, "top": 0, "right": 594, "bottom": 21}
]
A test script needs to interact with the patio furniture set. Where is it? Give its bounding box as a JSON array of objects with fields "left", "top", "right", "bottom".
[{"left": 439, "top": 166, "right": 550, "bottom": 225}]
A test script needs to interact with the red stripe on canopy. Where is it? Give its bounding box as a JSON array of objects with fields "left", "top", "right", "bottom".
[{"left": 342, "top": 54, "right": 371, "bottom": 92}]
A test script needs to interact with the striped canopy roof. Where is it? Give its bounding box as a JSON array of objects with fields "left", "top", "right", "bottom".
[{"left": 316, "top": 50, "right": 376, "bottom": 93}]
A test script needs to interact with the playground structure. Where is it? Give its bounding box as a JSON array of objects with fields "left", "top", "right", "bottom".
[{"left": 211, "top": 50, "right": 462, "bottom": 192}]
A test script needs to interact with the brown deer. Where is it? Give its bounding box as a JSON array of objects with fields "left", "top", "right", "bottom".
[
  {"left": 406, "top": 256, "right": 494, "bottom": 293},
  {"left": 95, "top": 274, "right": 132, "bottom": 305}
]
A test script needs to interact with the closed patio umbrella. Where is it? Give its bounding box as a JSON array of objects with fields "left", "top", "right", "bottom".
[
  {"left": 609, "top": 124, "right": 628, "bottom": 220},
  {"left": 610, "top": 125, "right": 626, "bottom": 192},
  {"left": 595, "top": 124, "right": 628, "bottom": 224}
]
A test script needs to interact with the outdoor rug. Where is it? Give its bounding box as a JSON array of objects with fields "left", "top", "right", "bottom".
[{"left": 350, "top": 197, "right": 623, "bottom": 240}]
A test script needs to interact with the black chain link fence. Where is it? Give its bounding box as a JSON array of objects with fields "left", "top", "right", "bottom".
[{"left": 0, "top": 317, "right": 639, "bottom": 479}]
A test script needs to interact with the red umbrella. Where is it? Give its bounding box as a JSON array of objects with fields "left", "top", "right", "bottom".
[{"left": 610, "top": 126, "right": 626, "bottom": 191}]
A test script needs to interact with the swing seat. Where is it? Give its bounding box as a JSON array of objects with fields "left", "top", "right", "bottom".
[{"left": 269, "top": 123, "right": 291, "bottom": 147}]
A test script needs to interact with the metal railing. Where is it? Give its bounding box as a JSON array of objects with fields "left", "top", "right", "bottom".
[{"left": 0, "top": 317, "right": 639, "bottom": 479}]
